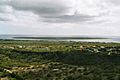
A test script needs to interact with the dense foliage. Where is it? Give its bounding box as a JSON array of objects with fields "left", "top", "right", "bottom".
[{"left": 0, "top": 40, "right": 120, "bottom": 80}]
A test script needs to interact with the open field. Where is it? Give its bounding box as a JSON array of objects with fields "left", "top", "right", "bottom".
[{"left": 0, "top": 40, "right": 120, "bottom": 80}]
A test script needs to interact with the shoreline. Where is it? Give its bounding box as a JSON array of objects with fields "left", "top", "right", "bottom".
[
  {"left": 0, "top": 39, "right": 120, "bottom": 43},
  {"left": 0, "top": 39, "right": 120, "bottom": 44}
]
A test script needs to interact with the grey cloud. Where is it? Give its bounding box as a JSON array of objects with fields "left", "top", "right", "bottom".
[
  {"left": 7, "top": 0, "right": 95, "bottom": 23},
  {"left": 0, "top": 0, "right": 100, "bottom": 23},
  {"left": 0, "top": 17, "right": 10, "bottom": 21},
  {"left": 0, "top": 6, "right": 9, "bottom": 13},
  {"left": 110, "top": 0, "right": 120, "bottom": 4},
  {"left": 43, "top": 14, "right": 94, "bottom": 23},
  {"left": 0, "top": 0, "right": 10, "bottom": 13},
  {"left": 9, "top": 0, "right": 69, "bottom": 15},
  {"left": 0, "top": 0, "right": 10, "bottom": 5},
  {"left": 0, "top": 6, "right": 4, "bottom": 13},
  {"left": 106, "top": 0, "right": 120, "bottom": 5}
]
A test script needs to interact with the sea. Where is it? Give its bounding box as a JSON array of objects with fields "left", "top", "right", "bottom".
[{"left": 0, "top": 35, "right": 120, "bottom": 43}]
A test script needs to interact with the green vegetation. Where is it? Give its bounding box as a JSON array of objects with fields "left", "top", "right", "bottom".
[{"left": 0, "top": 40, "right": 120, "bottom": 80}]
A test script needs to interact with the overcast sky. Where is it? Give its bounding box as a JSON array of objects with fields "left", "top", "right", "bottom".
[{"left": 0, "top": 0, "right": 120, "bottom": 36}]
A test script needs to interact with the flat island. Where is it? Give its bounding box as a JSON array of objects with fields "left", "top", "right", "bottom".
[
  {"left": 14, "top": 36, "right": 108, "bottom": 39},
  {"left": 0, "top": 40, "right": 120, "bottom": 80}
]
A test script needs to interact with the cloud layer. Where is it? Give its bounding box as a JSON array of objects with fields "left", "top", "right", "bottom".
[
  {"left": 0, "top": 0, "right": 120, "bottom": 35},
  {"left": 0, "top": 0, "right": 111, "bottom": 23}
]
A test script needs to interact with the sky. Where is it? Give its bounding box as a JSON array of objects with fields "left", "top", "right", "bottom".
[{"left": 0, "top": 0, "right": 120, "bottom": 36}]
